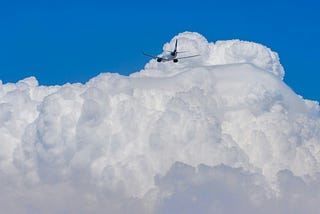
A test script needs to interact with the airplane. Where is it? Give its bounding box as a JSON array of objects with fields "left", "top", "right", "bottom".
[{"left": 142, "top": 39, "right": 199, "bottom": 63}]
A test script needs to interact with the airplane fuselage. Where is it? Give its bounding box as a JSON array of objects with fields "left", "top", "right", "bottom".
[{"left": 158, "top": 51, "right": 177, "bottom": 62}]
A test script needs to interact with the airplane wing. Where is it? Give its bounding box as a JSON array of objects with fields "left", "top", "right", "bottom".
[
  {"left": 142, "top": 52, "right": 159, "bottom": 59},
  {"left": 176, "top": 54, "right": 200, "bottom": 60}
]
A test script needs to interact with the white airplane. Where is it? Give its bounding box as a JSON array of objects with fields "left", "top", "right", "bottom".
[{"left": 143, "top": 39, "right": 199, "bottom": 63}]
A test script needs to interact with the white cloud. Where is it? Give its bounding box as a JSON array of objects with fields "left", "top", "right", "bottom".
[{"left": 0, "top": 32, "right": 319, "bottom": 213}]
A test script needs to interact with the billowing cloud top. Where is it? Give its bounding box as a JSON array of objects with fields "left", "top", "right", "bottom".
[{"left": 0, "top": 32, "right": 319, "bottom": 213}]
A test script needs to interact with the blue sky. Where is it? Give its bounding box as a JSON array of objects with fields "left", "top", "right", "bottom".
[{"left": 0, "top": 0, "right": 319, "bottom": 101}]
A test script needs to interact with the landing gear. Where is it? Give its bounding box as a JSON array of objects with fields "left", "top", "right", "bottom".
[{"left": 173, "top": 59, "right": 178, "bottom": 63}]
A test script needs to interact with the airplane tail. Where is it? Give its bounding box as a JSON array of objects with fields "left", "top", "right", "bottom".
[
  {"left": 172, "top": 39, "right": 189, "bottom": 53},
  {"left": 166, "top": 39, "right": 188, "bottom": 53},
  {"left": 173, "top": 39, "right": 178, "bottom": 53}
]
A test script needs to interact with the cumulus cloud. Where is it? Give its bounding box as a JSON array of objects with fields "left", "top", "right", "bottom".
[{"left": 0, "top": 32, "right": 319, "bottom": 213}]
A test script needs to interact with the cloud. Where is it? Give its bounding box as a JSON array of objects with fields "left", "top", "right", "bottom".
[{"left": 0, "top": 32, "right": 319, "bottom": 213}]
